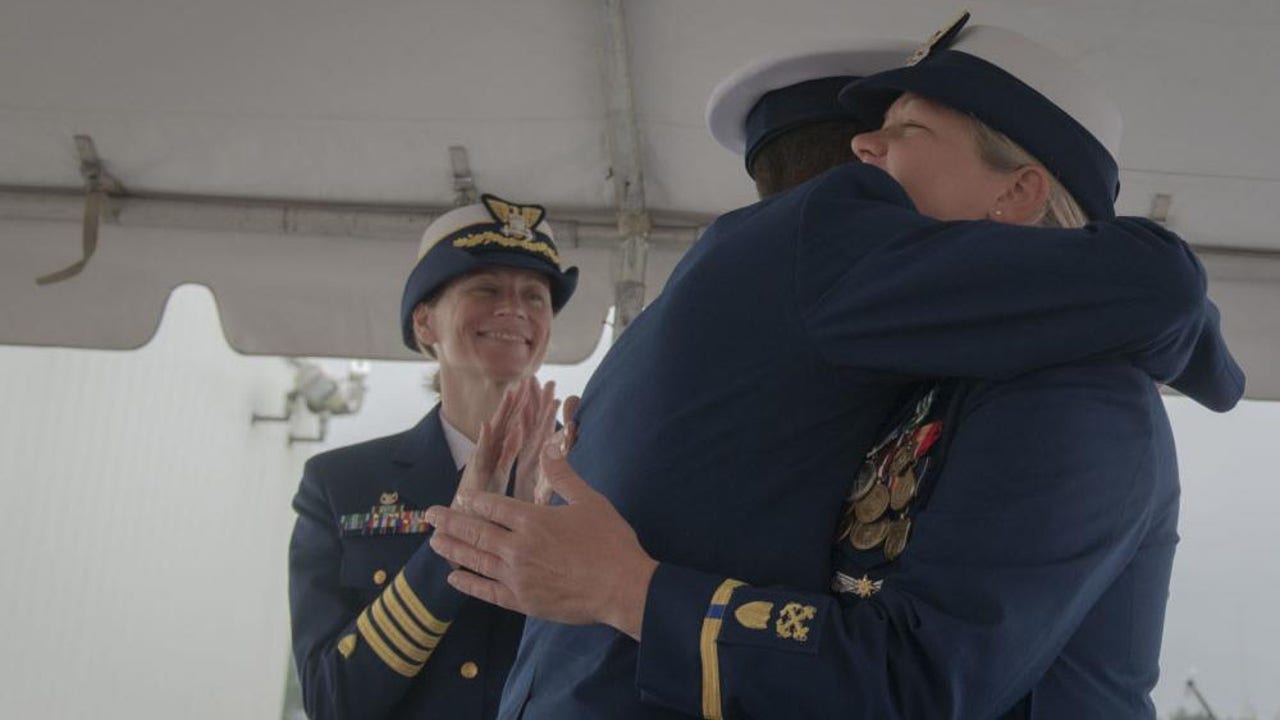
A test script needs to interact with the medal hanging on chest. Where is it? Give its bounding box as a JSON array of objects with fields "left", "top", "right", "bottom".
[{"left": 838, "top": 388, "right": 943, "bottom": 561}]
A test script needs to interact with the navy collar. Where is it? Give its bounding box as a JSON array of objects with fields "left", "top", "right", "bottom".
[{"left": 392, "top": 404, "right": 455, "bottom": 472}]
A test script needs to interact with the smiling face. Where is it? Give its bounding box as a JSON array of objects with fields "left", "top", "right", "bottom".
[
  {"left": 413, "top": 267, "right": 553, "bottom": 386},
  {"left": 850, "top": 92, "right": 1014, "bottom": 221}
]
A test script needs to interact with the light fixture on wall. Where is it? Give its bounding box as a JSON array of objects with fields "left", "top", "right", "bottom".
[{"left": 252, "top": 359, "right": 370, "bottom": 445}]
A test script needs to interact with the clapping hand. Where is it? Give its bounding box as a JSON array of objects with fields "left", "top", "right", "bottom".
[
  {"left": 453, "top": 380, "right": 524, "bottom": 502},
  {"left": 455, "top": 377, "right": 561, "bottom": 504},
  {"left": 427, "top": 439, "right": 658, "bottom": 639},
  {"left": 533, "top": 393, "right": 579, "bottom": 504},
  {"left": 513, "top": 379, "right": 561, "bottom": 504}
]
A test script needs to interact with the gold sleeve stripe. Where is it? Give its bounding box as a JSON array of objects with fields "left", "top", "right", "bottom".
[
  {"left": 394, "top": 573, "right": 451, "bottom": 635},
  {"left": 357, "top": 611, "right": 421, "bottom": 678},
  {"left": 700, "top": 579, "right": 746, "bottom": 719},
  {"left": 371, "top": 597, "right": 432, "bottom": 664},
  {"left": 384, "top": 584, "right": 442, "bottom": 648}
]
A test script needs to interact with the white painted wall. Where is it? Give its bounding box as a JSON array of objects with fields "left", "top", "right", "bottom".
[
  {"left": 0, "top": 285, "right": 306, "bottom": 718},
  {"left": 1155, "top": 396, "right": 1280, "bottom": 719}
]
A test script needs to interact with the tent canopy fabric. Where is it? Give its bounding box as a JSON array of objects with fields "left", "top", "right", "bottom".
[{"left": 2, "top": 0, "right": 1277, "bottom": 397}]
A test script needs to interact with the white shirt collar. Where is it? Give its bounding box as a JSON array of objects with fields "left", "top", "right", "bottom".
[{"left": 439, "top": 413, "right": 474, "bottom": 471}]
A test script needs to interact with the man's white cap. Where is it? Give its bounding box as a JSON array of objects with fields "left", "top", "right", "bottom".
[{"left": 705, "top": 40, "right": 915, "bottom": 171}]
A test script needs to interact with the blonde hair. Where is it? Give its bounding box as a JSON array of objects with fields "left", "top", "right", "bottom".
[
  {"left": 970, "top": 120, "right": 1090, "bottom": 229},
  {"left": 412, "top": 301, "right": 443, "bottom": 395}
]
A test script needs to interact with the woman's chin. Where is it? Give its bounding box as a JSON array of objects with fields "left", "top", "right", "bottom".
[{"left": 480, "top": 359, "right": 538, "bottom": 385}]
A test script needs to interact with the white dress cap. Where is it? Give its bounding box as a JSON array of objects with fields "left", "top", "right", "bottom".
[{"left": 706, "top": 40, "right": 915, "bottom": 156}]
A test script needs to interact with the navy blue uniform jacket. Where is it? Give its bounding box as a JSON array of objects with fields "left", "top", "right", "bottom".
[
  {"left": 644, "top": 353, "right": 1236, "bottom": 719},
  {"left": 290, "top": 405, "right": 524, "bottom": 719},
  {"left": 498, "top": 162, "right": 1243, "bottom": 719}
]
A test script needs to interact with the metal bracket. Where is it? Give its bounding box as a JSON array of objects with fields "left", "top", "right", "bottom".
[
  {"left": 1149, "top": 193, "right": 1173, "bottom": 225},
  {"left": 250, "top": 391, "right": 330, "bottom": 445},
  {"left": 1183, "top": 677, "right": 1220, "bottom": 720},
  {"left": 450, "top": 145, "right": 479, "bottom": 207},
  {"left": 251, "top": 391, "right": 299, "bottom": 424},
  {"left": 600, "top": 0, "right": 651, "bottom": 340},
  {"left": 35, "top": 135, "right": 128, "bottom": 286},
  {"left": 287, "top": 414, "right": 330, "bottom": 445},
  {"left": 75, "top": 135, "right": 127, "bottom": 197}
]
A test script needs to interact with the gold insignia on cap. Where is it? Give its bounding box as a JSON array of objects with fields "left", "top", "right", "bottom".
[
  {"left": 734, "top": 601, "right": 773, "bottom": 630},
  {"left": 452, "top": 231, "right": 561, "bottom": 265},
  {"left": 905, "top": 9, "right": 971, "bottom": 66},
  {"left": 338, "top": 633, "right": 357, "bottom": 658},
  {"left": 775, "top": 602, "right": 817, "bottom": 642},
  {"left": 482, "top": 194, "right": 547, "bottom": 241},
  {"left": 454, "top": 193, "right": 561, "bottom": 264}
]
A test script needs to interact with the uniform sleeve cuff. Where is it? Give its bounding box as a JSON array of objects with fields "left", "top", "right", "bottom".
[
  {"left": 636, "top": 563, "right": 742, "bottom": 717},
  {"left": 346, "top": 540, "right": 464, "bottom": 678},
  {"left": 398, "top": 536, "right": 468, "bottom": 628}
]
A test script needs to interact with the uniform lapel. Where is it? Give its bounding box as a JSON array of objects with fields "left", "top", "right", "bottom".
[{"left": 391, "top": 404, "right": 463, "bottom": 508}]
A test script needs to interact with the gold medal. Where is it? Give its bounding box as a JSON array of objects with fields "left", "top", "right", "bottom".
[
  {"left": 889, "top": 466, "right": 917, "bottom": 511},
  {"left": 850, "top": 518, "right": 889, "bottom": 550},
  {"left": 883, "top": 517, "right": 913, "bottom": 561},
  {"left": 854, "top": 483, "right": 890, "bottom": 523},
  {"left": 890, "top": 443, "right": 916, "bottom": 476},
  {"left": 849, "top": 460, "right": 877, "bottom": 502},
  {"left": 837, "top": 512, "right": 854, "bottom": 543}
]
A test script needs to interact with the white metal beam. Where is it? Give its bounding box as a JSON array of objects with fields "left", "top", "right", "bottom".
[
  {"left": 600, "top": 0, "right": 651, "bottom": 340},
  {"left": 0, "top": 186, "right": 703, "bottom": 248}
]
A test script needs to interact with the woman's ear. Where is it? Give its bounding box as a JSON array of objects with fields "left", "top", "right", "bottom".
[
  {"left": 412, "top": 302, "right": 438, "bottom": 351},
  {"left": 990, "top": 165, "right": 1052, "bottom": 224}
]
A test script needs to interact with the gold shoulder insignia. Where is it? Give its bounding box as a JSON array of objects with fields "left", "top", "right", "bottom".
[
  {"left": 733, "top": 601, "right": 773, "bottom": 630},
  {"left": 905, "top": 9, "right": 971, "bottom": 66},
  {"left": 482, "top": 194, "right": 546, "bottom": 240},
  {"left": 775, "top": 602, "right": 818, "bottom": 642},
  {"left": 338, "top": 633, "right": 357, "bottom": 658}
]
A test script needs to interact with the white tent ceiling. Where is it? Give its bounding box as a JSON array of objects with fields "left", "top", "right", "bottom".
[{"left": 2, "top": 0, "right": 1278, "bottom": 397}]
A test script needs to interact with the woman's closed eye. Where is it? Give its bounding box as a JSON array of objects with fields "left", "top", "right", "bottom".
[{"left": 881, "top": 121, "right": 926, "bottom": 139}]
